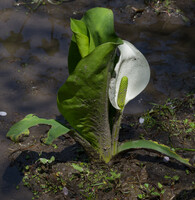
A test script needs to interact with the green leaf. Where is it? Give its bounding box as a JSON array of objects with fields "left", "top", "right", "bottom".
[
  {"left": 117, "top": 140, "right": 192, "bottom": 166},
  {"left": 151, "top": 192, "right": 160, "bottom": 196},
  {"left": 6, "top": 114, "right": 70, "bottom": 144},
  {"left": 164, "top": 175, "right": 171, "bottom": 179},
  {"left": 144, "top": 183, "right": 149, "bottom": 189},
  {"left": 58, "top": 42, "right": 118, "bottom": 160},
  {"left": 173, "top": 175, "right": 179, "bottom": 181},
  {"left": 39, "top": 158, "right": 48, "bottom": 164},
  {"left": 48, "top": 155, "right": 55, "bottom": 163},
  {"left": 68, "top": 39, "right": 82, "bottom": 74},
  {"left": 81, "top": 7, "right": 122, "bottom": 48},
  {"left": 39, "top": 156, "right": 55, "bottom": 164},
  {"left": 157, "top": 182, "right": 163, "bottom": 189},
  {"left": 72, "top": 163, "right": 84, "bottom": 172},
  {"left": 68, "top": 7, "right": 123, "bottom": 74},
  {"left": 70, "top": 19, "right": 89, "bottom": 58},
  {"left": 137, "top": 194, "right": 144, "bottom": 199}
]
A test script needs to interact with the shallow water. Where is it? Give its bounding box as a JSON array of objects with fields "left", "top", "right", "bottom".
[{"left": 0, "top": 0, "right": 194, "bottom": 199}]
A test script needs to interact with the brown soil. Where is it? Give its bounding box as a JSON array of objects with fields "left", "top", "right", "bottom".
[{"left": 8, "top": 94, "right": 195, "bottom": 200}]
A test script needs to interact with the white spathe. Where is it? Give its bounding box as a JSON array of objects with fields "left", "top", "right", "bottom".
[{"left": 109, "top": 40, "right": 150, "bottom": 110}]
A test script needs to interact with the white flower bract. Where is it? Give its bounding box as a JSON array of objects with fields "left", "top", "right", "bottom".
[{"left": 109, "top": 40, "right": 150, "bottom": 110}]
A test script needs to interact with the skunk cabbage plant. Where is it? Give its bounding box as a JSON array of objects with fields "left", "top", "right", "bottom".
[{"left": 7, "top": 7, "right": 193, "bottom": 167}]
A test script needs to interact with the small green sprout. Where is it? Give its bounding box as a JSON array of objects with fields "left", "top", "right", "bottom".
[
  {"left": 72, "top": 163, "right": 84, "bottom": 173},
  {"left": 185, "top": 169, "right": 190, "bottom": 175},
  {"left": 138, "top": 182, "right": 165, "bottom": 199},
  {"left": 38, "top": 156, "right": 55, "bottom": 165},
  {"left": 164, "top": 175, "right": 180, "bottom": 185}
]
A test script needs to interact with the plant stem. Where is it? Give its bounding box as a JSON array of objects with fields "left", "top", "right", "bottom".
[
  {"left": 111, "top": 110, "right": 123, "bottom": 156},
  {"left": 111, "top": 74, "right": 127, "bottom": 156},
  {"left": 68, "top": 130, "right": 100, "bottom": 161},
  {"left": 99, "top": 49, "right": 118, "bottom": 163}
]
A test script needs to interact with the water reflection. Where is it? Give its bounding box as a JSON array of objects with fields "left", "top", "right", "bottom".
[
  {"left": 39, "top": 19, "right": 60, "bottom": 56},
  {"left": 0, "top": 16, "right": 30, "bottom": 56}
]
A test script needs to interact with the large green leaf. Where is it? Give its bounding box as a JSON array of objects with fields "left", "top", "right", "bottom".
[
  {"left": 57, "top": 42, "right": 119, "bottom": 161},
  {"left": 68, "top": 7, "right": 123, "bottom": 74},
  {"left": 81, "top": 7, "right": 122, "bottom": 49},
  {"left": 118, "top": 140, "right": 192, "bottom": 167},
  {"left": 6, "top": 114, "right": 70, "bottom": 144}
]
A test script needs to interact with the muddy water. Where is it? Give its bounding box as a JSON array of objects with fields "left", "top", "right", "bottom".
[{"left": 0, "top": 0, "right": 194, "bottom": 199}]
